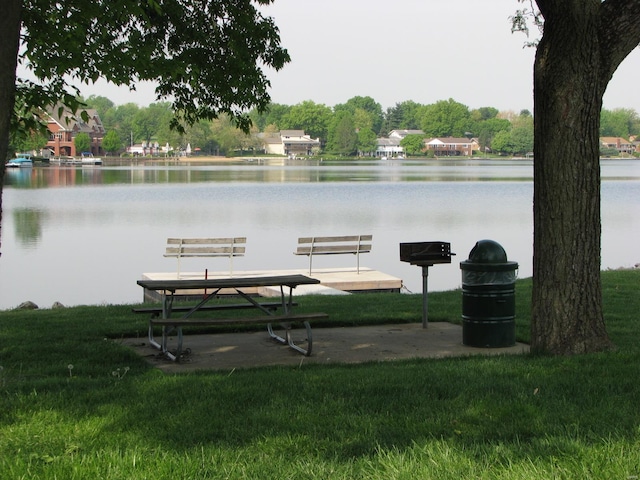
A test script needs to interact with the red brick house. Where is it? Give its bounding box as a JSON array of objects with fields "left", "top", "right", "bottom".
[
  {"left": 424, "top": 137, "right": 480, "bottom": 156},
  {"left": 45, "top": 107, "right": 105, "bottom": 157}
]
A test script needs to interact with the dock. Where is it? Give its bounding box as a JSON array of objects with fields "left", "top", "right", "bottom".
[{"left": 139, "top": 267, "right": 402, "bottom": 303}]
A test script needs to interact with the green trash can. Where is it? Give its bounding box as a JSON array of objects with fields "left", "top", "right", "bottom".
[{"left": 460, "top": 240, "right": 518, "bottom": 347}]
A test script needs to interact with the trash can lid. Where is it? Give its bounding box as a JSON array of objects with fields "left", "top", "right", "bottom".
[
  {"left": 467, "top": 239, "right": 508, "bottom": 263},
  {"left": 460, "top": 260, "right": 518, "bottom": 272}
]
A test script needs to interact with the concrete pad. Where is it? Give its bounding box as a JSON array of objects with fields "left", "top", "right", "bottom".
[{"left": 122, "top": 322, "right": 529, "bottom": 374}]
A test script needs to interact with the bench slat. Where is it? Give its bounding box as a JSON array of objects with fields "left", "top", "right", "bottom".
[
  {"left": 294, "top": 235, "right": 372, "bottom": 274},
  {"left": 164, "top": 246, "right": 245, "bottom": 257},
  {"left": 297, "top": 235, "right": 372, "bottom": 244},
  {"left": 295, "top": 244, "right": 372, "bottom": 255},
  {"left": 167, "top": 237, "right": 246, "bottom": 245}
]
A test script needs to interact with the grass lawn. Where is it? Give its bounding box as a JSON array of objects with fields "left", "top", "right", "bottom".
[{"left": 0, "top": 270, "right": 639, "bottom": 479}]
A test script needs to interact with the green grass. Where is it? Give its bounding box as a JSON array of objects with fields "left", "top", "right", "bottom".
[{"left": 0, "top": 270, "right": 639, "bottom": 479}]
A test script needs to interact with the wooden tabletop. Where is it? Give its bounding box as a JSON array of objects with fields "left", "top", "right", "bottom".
[{"left": 137, "top": 274, "right": 320, "bottom": 291}]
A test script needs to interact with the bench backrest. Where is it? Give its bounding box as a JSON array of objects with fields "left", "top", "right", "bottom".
[
  {"left": 294, "top": 235, "right": 372, "bottom": 274},
  {"left": 164, "top": 237, "right": 246, "bottom": 277}
]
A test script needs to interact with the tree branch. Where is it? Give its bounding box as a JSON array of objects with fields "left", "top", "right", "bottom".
[{"left": 599, "top": 0, "right": 640, "bottom": 81}]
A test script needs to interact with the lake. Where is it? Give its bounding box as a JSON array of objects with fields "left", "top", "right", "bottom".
[{"left": 1, "top": 157, "right": 638, "bottom": 310}]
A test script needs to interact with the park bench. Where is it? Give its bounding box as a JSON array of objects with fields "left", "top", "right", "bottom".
[
  {"left": 294, "top": 235, "right": 372, "bottom": 274},
  {"left": 164, "top": 237, "right": 246, "bottom": 277}
]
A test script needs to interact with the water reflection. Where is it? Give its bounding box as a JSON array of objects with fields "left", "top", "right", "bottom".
[
  {"left": 4, "top": 158, "right": 638, "bottom": 189},
  {"left": 12, "top": 208, "right": 44, "bottom": 247},
  {"left": 3, "top": 157, "right": 542, "bottom": 187}
]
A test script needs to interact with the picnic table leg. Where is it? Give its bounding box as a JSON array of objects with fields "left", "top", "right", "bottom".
[
  {"left": 160, "top": 289, "right": 221, "bottom": 362},
  {"left": 267, "top": 323, "right": 286, "bottom": 344},
  {"left": 267, "top": 320, "right": 313, "bottom": 356},
  {"left": 281, "top": 285, "right": 296, "bottom": 314},
  {"left": 160, "top": 325, "right": 181, "bottom": 362},
  {"left": 148, "top": 290, "right": 175, "bottom": 351},
  {"left": 180, "top": 288, "right": 222, "bottom": 319},
  {"left": 148, "top": 321, "right": 162, "bottom": 350},
  {"left": 273, "top": 284, "right": 312, "bottom": 355},
  {"left": 286, "top": 321, "right": 313, "bottom": 356},
  {"left": 148, "top": 291, "right": 175, "bottom": 354},
  {"left": 161, "top": 290, "right": 174, "bottom": 318},
  {"left": 234, "top": 289, "right": 278, "bottom": 315}
]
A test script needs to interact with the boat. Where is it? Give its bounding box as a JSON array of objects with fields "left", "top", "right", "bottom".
[
  {"left": 6, "top": 153, "right": 34, "bottom": 168},
  {"left": 81, "top": 152, "right": 102, "bottom": 165},
  {"left": 50, "top": 156, "right": 79, "bottom": 165}
]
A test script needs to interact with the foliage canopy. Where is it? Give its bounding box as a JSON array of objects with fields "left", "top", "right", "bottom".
[{"left": 17, "top": 0, "right": 290, "bottom": 134}]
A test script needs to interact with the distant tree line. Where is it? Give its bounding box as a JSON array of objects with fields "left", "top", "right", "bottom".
[{"left": 11, "top": 95, "right": 640, "bottom": 157}]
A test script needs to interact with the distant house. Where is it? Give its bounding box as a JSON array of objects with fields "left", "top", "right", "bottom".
[
  {"left": 375, "top": 137, "right": 403, "bottom": 158},
  {"left": 375, "top": 130, "right": 424, "bottom": 157},
  {"left": 126, "top": 142, "right": 161, "bottom": 156},
  {"left": 261, "top": 130, "right": 321, "bottom": 157},
  {"left": 45, "top": 106, "right": 105, "bottom": 157},
  {"left": 600, "top": 136, "right": 635, "bottom": 155},
  {"left": 424, "top": 137, "right": 479, "bottom": 156}
]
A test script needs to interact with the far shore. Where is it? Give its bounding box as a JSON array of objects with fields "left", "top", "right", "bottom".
[
  {"left": 105, "top": 155, "right": 251, "bottom": 164},
  {"left": 93, "top": 154, "right": 638, "bottom": 165}
]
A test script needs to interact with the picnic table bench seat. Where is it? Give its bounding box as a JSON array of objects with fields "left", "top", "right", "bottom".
[{"left": 131, "top": 301, "right": 297, "bottom": 318}]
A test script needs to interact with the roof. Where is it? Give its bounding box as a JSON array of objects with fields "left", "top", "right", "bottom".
[
  {"left": 376, "top": 138, "right": 401, "bottom": 146},
  {"left": 282, "top": 138, "right": 320, "bottom": 145},
  {"left": 280, "top": 130, "right": 306, "bottom": 137},
  {"left": 426, "top": 137, "right": 478, "bottom": 145},
  {"left": 600, "top": 137, "right": 632, "bottom": 144},
  {"left": 258, "top": 133, "right": 283, "bottom": 145},
  {"left": 46, "top": 105, "right": 105, "bottom": 134},
  {"left": 388, "top": 129, "right": 424, "bottom": 139}
]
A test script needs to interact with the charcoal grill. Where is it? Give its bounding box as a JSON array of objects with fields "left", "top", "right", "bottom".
[{"left": 400, "top": 241, "right": 455, "bottom": 327}]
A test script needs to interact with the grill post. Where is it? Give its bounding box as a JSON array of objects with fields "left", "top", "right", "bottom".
[{"left": 421, "top": 265, "right": 430, "bottom": 328}]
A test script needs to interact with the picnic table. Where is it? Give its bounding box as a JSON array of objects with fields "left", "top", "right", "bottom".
[{"left": 136, "top": 274, "right": 327, "bottom": 361}]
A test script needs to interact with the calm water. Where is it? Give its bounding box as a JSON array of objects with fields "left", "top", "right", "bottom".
[{"left": 1, "top": 158, "right": 639, "bottom": 310}]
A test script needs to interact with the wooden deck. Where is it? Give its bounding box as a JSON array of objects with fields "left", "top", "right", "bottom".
[{"left": 139, "top": 267, "right": 402, "bottom": 302}]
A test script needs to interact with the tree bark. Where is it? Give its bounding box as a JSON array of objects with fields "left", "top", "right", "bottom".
[
  {"left": 0, "top": 0, "right": 22, "bottom": 256},
  {"left": 531, "top": 0, "right": 640, "bottom": 354}
]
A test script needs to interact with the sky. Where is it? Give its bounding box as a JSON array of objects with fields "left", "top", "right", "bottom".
[{"left": 50, "top": 0, "right": 640, "bottom": 113}]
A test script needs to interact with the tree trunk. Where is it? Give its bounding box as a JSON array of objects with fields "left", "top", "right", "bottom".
[
  {"left": 531, "top": 0, "right": 640, "bottom": 354},
  {"left": 0, "top": 0, "right": 22, "bottom": 256}
]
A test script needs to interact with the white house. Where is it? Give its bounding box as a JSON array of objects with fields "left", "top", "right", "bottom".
[
  {"left": 375, "top": 130, "right": 425, "bottom": 158},
  {"left": 126, "top": 142, "right": 161, "bottom": 156},
  {"left": 261, "top": 130, "right": 321, "bottom": 157},
  {"left": 375, "top": 137, "right": 403, "bottom": 158}
]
